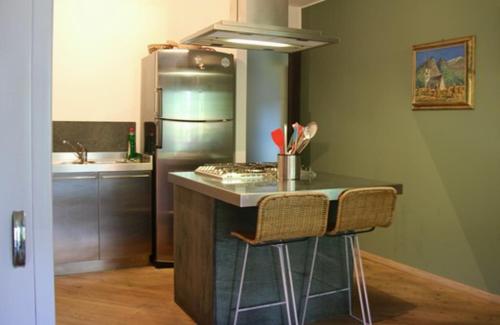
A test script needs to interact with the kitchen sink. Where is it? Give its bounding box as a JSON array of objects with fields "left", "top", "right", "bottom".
[
  {"left": 56, "top": 160, "right": 96, "bottom": 165},
  {"left": 52, "top": 152, "right": 152, "bottom": 173},
  {"left": 54, "top": 159, "right": 140, "bottom": 165}
]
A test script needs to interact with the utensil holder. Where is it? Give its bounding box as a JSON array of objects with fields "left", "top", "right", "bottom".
[{"left": 277, "top": 154, "right": 301, "bottom": 181}]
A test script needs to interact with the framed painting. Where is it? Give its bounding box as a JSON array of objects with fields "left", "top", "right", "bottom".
[{"left": 412, "top": 36, "right": 475, "bottom": 110}]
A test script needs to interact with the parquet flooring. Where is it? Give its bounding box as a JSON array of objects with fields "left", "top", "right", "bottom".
[{"left": 55, "top": 258, "right": 500, "bottom": 324}]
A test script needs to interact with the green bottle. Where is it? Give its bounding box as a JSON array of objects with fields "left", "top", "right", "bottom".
[{"left": 128, "top": 127, "right": 137, "bottom": 160}]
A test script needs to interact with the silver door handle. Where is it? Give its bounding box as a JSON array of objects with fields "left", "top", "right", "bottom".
[
  {"left": 155, "top": 119, "right": 163, "bottom": 149},
  {"left": 101, "top": 174, "right": 150, "bottom": 179},
  {"left": 155, "top": 88, "right": 163, "bottom": 148},
  {"left": 155, "top": 87, "right": 163, "bottom": 118},
  {"left": 53, "top": 175, "right": 98, "bottom": 180},
  {"left": 156, "top": 117, "right": 233, "bottom": 123},
  {"left": 12, "top": 211, "right": 26, "bottom": 267}
]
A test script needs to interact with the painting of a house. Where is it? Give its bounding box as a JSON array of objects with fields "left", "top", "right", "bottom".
[{"left": 412, "top": 36, "right": 475, "bottom": 109}]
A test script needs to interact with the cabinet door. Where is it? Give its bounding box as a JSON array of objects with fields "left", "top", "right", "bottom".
[
  {"left": 99, "top": 172, "right": 152, "bottom": 259},
  {"left": 53, "top": 174, "right": 99, "bottom": 264}
]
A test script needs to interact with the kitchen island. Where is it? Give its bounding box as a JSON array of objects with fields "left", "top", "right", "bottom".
[{"left": 169, "top": 171, "right": 402, "bottom": 325}]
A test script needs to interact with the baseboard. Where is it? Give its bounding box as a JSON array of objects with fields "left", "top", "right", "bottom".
[
  {"left": 55, "top": 255, "right": 151, "bottom": 276},
  {"left": 361, "top": 250, "right": 500, "bottom": 305}
]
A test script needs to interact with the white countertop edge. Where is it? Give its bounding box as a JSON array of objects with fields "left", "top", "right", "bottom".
[{"left": 52, "top": 162, "right": 152, "bottom": 173}]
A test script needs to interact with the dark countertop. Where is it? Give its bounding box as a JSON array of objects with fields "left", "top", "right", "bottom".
[{"left": 168, "top": 171, "right": 402, "bottom": 207}]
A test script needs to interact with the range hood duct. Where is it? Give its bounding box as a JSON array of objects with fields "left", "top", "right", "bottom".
[{"left": 181, "top": 20, "right": 339, "bottom": 53}]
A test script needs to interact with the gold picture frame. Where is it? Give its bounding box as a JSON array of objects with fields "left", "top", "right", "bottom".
[{"left": 412, "top": 36, "right": 475, "bottom": 110}]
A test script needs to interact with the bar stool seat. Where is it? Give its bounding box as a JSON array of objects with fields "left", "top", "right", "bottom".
[
  {"left": 300, "top": 187, "right": 397, "bottom": 325},
  {"left": 231, "top": 192, "right": 330, "bottom": 325}
]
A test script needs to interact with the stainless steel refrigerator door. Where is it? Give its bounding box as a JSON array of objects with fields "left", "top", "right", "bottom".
[
  {"left": 156, "top": 50, "right": 235, "bottom": 121},
  {"left": 154, "top": 119, "right": 234, "bottom": 262},
  {"left": 156, "top": 119, "right": 234, "bottom": 159}
]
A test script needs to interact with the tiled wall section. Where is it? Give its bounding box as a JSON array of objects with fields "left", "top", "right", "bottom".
[{"left": 53, "top": 121, "right": 135, "bottom": 152}]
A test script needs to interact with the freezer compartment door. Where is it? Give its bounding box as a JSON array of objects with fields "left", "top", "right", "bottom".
[
  {"left": 157, "top": 51, "right": 235, "bottom": 121},
  {"left": 156, "top": 119, "right": 234, "bottom": 161}
]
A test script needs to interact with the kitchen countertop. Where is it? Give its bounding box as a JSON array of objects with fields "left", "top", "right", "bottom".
[
  {"left": 168, "top": 171, "right": 402, "bottom": 207},
  {"left": 52, "top": 152, "right": 153, "bottom": 173}
]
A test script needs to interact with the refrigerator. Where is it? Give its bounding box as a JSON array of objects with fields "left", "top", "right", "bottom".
[{"left": 140, "top": 49, "right": 235, "bottom": 265}]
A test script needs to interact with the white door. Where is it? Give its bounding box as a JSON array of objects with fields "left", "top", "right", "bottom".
[{"left": 0, "top": 0, "right": 54, "bottom": 324}]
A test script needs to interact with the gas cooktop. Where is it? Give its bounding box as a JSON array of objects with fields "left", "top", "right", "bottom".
[{"left": 195, "top": 162, "right": 277, "bottom": 183}]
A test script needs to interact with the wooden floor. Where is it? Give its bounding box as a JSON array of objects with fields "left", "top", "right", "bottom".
[{"left": 56, "top": 258, "right": 500, "bottom": 325}]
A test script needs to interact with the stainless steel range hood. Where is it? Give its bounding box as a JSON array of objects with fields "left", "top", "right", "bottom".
[{"left": 180, "top": 20, "right": 339, "bottom": 53}]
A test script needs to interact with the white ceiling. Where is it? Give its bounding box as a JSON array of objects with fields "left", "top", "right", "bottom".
[{"left": 289, "top": 0, "right": 325, "bottom": 8}]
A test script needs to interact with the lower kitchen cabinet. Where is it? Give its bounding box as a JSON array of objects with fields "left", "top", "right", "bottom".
[
  {"left": 53, "top": 171, "right": 152, "bottom": 275},
  {"left": 53, "top": 173, "right": 99, "bottom": 265},
  {"left": 99, "top": 172, "right": 152, "bottom": 259}
]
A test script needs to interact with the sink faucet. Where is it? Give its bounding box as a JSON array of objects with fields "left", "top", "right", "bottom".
[{"left": 62, "top": 140, "right": 88, "bottom": 163}]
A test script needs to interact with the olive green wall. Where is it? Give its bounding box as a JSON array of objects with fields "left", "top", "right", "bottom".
[{"left": 301, "top": 0, "right": 500, "bottom": 294}]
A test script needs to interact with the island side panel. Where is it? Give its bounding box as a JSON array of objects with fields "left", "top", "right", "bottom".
[{"left": 174, "top": 185, "right": 215, "bottom": 325}]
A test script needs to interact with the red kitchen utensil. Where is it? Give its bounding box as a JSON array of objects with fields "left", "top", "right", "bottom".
[{"left": 271, "top": 128, "right": 285, "bottom": 154}]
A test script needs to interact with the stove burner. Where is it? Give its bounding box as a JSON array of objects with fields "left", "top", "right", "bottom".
[{"left": 195, "top": 162, "right": 277, "bottom": 183}]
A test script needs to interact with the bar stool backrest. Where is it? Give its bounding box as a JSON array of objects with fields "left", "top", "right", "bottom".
[
  {"left": 255, "top": 192, "right": 330, "bottom": 243},
  {"left": 328, "top": 187, "right": 397, "bottom": 235}
]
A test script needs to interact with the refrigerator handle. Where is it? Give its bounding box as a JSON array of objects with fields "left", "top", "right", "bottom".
[
  {"left": 155, "top": 88, "right": 163, "bottom": 118},
  {"left": 155, "top": 119, "right": 163, "bottom": 149}
]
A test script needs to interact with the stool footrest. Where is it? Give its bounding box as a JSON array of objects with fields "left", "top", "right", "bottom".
[
  {"left": 238, "top": 301, "right": 287, "bottom": 312},
  {"left": 350, "top": 314, "right": 364, "bottom": 323},
  {"left": 308, "top": 287, "right": 350, "bottom": 299}
]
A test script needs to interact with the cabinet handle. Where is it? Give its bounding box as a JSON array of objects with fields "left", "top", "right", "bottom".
[
  {"left": 101, "top": 174, "right": 150, "bottom": 179},
  {"left": 53, "top": 175, "right": 98, "bottom": 180},
  {"left": 12, "top": 211, "right": 26, "bottom": 267}
]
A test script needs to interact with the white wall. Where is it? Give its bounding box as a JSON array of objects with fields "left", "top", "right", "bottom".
[
  {"left": 163, "top": 0, "right": 232, "bottom": 42},
  {"left": 52, "top": 0, "right": 171, "bottom": 122},
  {"left": 288, "top": 6, "right": 302, "bottom": 28}
]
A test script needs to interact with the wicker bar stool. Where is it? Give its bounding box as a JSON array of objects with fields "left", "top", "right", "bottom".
[
  {"left": 231, "top": 192, "right": 330, "bottom": 325},
  {"left": 300, "top": 187, "right": 397, "bottom": 325}
]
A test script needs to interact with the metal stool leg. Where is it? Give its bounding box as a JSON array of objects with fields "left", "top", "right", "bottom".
[
  {"left": 344, "top": 236, "right": 354, "bottom": 318},
  {"left": 284, "top": 244, "right": 299, "bottom": 325},
  {"left": 233, "top": 243, "right": 249, "bottom": 325},
  {"left": 299, "top": 236, "right": 373, "bottom": 325},
  {"left": 348, "top": 235, "right": 372, "bottom": 325},
  {"left": 354, "top": 236, "right": 372, "bottom": 325},
  {"left": 233, "top": 243, "right": 297, "bottom": 325},
  {"left": 300, "top": 237, "right": 319, "bottom": 325},
  {"left": 277, "top": 244, "right": 293, "bottom": 325},
  {"left": 349, "top": 236, "right": 366, "bottom": 324}
]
